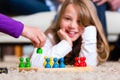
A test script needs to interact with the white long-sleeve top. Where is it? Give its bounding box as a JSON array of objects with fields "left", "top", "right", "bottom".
[
  {"left": 30, "top": 26, "right": 98, "bottom": 67},
  {"left": 80, "top": 26, "right": 98, "bottom": 66}
]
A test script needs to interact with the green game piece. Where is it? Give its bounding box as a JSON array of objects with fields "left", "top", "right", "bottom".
[
  {"left": 19, "top": 57, "right": 25, "bottom": 68},
  {"left": 25, "top": 57, "right": 31, "bottom": 68},
  {"left": 37, "top": 48, "right": 43, "bottom": 54}
]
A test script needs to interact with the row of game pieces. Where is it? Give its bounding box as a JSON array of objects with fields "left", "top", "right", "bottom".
[
  {"left": 74, "top": 57, "right": 87, "bottom": 67},
  {"left": 19, "top": 57, "right": 31, "bottom": 68},
  {"left": 44, "top": 57, "right": 65, "bottom": 68},
  {"left": 19, "top": 56, "right": 87, "bottom": 68},
  {"left": 19, "top": 57, "right": 66, "bottom": 68}
]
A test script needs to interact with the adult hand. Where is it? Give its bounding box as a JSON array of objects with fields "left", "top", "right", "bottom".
[
  {"left": 92, "top": 0, "right": 108, "bottom": 6},
  {"left": 57, "top": 29, "right": 72, "bottom": 47},
  {"left": 22, "top": 25, "right": 46, "bottom": 48},
  {"left": 108, "top": 0, "right": 120, "bottom": 11}
]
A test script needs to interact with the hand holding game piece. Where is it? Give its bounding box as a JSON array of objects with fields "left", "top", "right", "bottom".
[{"left": 37, "top": 48, "right": 43, "bottom": 54}]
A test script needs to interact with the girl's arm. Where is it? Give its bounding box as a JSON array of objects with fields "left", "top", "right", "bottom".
[
  {"left": 30, "top": 33, "right": 72, "bottom": 67},
  {"left": 79, "top": 26, "right": 98, "bottom": 67}
]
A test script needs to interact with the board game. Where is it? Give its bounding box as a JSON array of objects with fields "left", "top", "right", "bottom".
[
  {"left": 18, "top": 66, "right": 93, "bottom": 72},
  {"left": 18, "top": 57, "right": 93, "bottom": 72}
]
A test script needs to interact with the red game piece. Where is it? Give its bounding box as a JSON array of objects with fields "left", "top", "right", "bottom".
[
  {"left": 79, "top": 56, "right": 87, "bottom": 67},
  {"left": 80, "top": 56, "right": 86, "bottom": 61},
  {"left": 79, "top": 61, "right": 87, "bottom": 67},
  {"left": 74, "top": 57, "right": 79, "bottom": 67}
]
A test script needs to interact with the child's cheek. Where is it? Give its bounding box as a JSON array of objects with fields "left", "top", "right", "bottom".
[
  {"left": 60, "top": 22, "right": 66, "bottom": 30},
  {"left": 60, "top": 27, "right": 65, "bottom": 32}
]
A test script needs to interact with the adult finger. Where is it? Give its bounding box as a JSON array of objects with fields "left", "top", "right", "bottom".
[
  {"left": 31, "top": 37, "right": 40, "bottom": 48},
  {"left": 38, "top": 32, "right": 46, "bottom": 47}
]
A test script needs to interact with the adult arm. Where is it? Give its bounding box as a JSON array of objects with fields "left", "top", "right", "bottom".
[
  {"left": 0, "top": 13, "right": 23, "bottom": 38},
  {"left": 0, "top": 13, "right": 46, "bottom": 47}
]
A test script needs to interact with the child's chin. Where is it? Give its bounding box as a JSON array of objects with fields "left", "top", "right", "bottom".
[{"left": 71, "top": 38, "right": 77, "bottom": 42}]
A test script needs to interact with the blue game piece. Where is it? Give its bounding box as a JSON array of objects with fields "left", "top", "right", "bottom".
[
  {"left": 52, "top": 58, "right": 59, "bottom": 68},
  {"left": 45, "top": 58, "right": 51, "bottom": 68},
  {"left": 59, "top": 58, "right": 65, "bottom": 68}
]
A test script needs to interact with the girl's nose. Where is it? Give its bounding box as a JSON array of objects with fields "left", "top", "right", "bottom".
[{"left": 69, "top": 22, "right": 78, "bottom": 29}]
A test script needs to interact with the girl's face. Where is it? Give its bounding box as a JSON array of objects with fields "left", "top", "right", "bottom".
[{"left": 60, "top": 4, "right": 83, "bottom": 42}]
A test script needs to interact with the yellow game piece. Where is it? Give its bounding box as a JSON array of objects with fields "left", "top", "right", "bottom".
[
  {"left": 43, "top": 56, "right": 47, "bottom": 66},
  {"left": 50, "top": 57, "right": 54, "bottom": 67}
]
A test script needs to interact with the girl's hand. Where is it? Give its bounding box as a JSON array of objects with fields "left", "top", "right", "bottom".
[
  {"left": 92, "top": 0, "right": 108, "bottom": 6},
  {"left": 57, "top": 29, "right": 72, "bottom": 46}
]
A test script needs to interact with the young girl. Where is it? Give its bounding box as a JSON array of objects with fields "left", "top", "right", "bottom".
[{"left": 30, "top": 0, "right": 109, "bottom": 67}]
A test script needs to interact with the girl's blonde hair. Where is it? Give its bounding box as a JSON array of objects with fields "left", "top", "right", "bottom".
[{"left": 45, "top": 0, "right": 109, "bottom": 64}]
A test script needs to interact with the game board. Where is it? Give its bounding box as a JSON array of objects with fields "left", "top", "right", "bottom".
[
  {"left": 18, "top": 66, "right": 93, "bottom": 72},
  {"left": 18, "top": 56, "right": 93, "bottom": 72},
  {"left": 19, "top": 67, "right": 38, "bottom": 72}
]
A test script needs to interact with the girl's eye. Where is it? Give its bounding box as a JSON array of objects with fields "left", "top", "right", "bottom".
[
  {"left": 77, "top": 20, "right": 81, "bottom": 26},
  {"left": 77, "top": 20, "right": 80, "bottom": 23},
  {"left": 64, "top": 17, "right": 71, "bottom": 20}
]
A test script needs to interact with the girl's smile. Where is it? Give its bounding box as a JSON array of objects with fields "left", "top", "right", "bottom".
[{"left": 65, "top": 29, "right": 79, "bottom": 38}]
